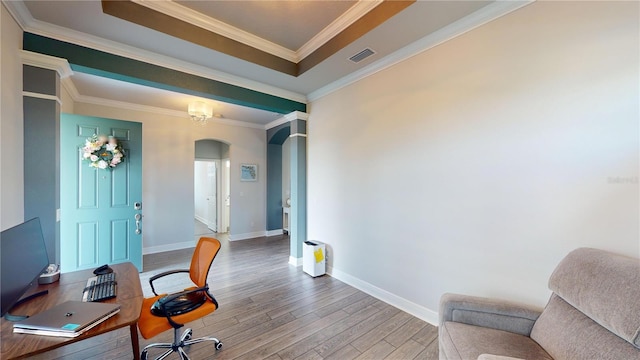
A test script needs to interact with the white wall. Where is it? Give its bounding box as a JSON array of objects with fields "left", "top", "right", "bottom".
[
  {"left": 308, "top": 1, "right": 639, "bottom": 324},
  {"left": 73, "top": 103, "right": 266, "bottom": 253},
  {"left": 1, "top": 4, "right": 24, "bottom": 230}
]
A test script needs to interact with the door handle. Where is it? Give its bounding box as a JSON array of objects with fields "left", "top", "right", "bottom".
[{"left": 135, "top": 213, "right": 142, "bottom": 234}]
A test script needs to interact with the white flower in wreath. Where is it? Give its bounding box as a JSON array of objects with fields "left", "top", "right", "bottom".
[{"left": 82, "top": 134, "right": 126, "bottom": 170}]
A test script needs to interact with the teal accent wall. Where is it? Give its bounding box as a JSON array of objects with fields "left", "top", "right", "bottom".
[
  {"left": 266, "top": 118, "right": 306, "bottom": 258},
  {"left": 267, "top": 143, "right": 283, "bottom": 230},
  {"left": 266, "top": 125, "right": 290, "bottom": 230},
  {"left": 23, "top": 33, "right": 307, "bottom": 114}
]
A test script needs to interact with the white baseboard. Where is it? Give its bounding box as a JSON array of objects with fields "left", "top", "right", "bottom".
[
  {"left": 327, "top": 265, "right": 439, "bottom": 326},
  {"left": 228, "top": 231, "right": 264, "bottom": 241},
  {"left": 147, "top": 230, "right": 284, "bottom": 254},
  {"left": 289, "top": 256, "right": 302, "bottom": 267},
  {"left": 266, "top": 229, "right": 284, "bottom": 237},
  {"left": 143, "top": 240, "right": 196, "bottom": 255},
  {"left": 229, "top": 229, "right": 286, "bottom": 241}
]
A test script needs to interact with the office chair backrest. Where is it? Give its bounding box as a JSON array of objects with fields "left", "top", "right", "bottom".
[{"left": 190, "top": 237, "right": 221, "bottom": 288}]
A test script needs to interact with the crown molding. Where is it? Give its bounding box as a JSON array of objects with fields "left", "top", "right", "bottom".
[
  {"left": 133, "top": 0, "right": 380, "bottom": 64},
  {"left": 61, "top": 77, "right": 80, "bottom": 99},
  {"left": 16, "top": 51, "right": 276, "bottom": 130},
  {"left": 297, "top": 0, "right": 382, "bottom": 61},
  {"left": 265, "top": 110, "right": 309, "bottom": 130},
  {"left": 1, "top": 0, "right": 32, "bottom": 29},
  {"left": 20, "top": 50, "right": 74, "bottom": 78},
  {"left": 284, "top": 111, "right": 309, "bottom": 122},
  {"left": 15, "top": 28, "right": 289, "bottom": 129},
  {"left": 10, "top": 1, "right": 307, "bottom": 105},
  {"left": 19, "top": 50, "right": 79, "bottom": 106},
  {"left": 265, "top": 115, "right": 290, "bottom": 130},
  {"left": 308, "top": 0, "right": 535, "bottom": 102},
  {"left": 133, "top": 0, "right": 297, "bottom": 62},
  {"left": 46, "top": 22, "right": 306, "bottom": 103}
]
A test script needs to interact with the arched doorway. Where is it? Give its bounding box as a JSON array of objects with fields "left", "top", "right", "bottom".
[
  {"left": 194, "top": 139, "right": 230, "bottom": 237},
  {"left": 266, "top": 111, "right": 308, "bottom": 265}
]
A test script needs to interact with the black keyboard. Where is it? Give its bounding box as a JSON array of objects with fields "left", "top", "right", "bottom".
[{"left": 82, "top": 272, "right": 117, "bottom": 302}]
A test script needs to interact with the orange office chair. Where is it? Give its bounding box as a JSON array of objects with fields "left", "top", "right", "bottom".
[{"left": 138, "top": 237, "right": 223, "bottom": 360}]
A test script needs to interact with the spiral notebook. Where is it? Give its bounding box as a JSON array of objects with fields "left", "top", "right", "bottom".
[{"left": 13, "top": 300, "right": 120, "bottom": 337}]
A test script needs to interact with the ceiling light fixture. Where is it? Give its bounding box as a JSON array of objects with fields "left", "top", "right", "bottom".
[{"left": 188, "top": 101, "right": 213, "bottom": 125}]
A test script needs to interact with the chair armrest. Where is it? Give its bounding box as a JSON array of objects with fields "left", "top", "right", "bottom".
[
  {"left": 439, "top": 293, "right": 543, "bottom": 336},
  {"left": 149, "top": 269, "right": 189, "bottom": 296}
]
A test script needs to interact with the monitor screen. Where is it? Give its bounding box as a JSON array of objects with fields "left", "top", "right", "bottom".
[{"left": 1, "top": 218, "right": 50, "bottom": 317}]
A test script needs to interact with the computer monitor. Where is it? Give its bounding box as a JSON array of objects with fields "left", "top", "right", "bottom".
[{"left": 1, "top": 217, "right": 50, "bottom": 317}]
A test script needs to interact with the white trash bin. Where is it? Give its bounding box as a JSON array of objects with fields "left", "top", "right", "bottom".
[{"left": 303, "top": 241, "right": 326, "bottom": 277}]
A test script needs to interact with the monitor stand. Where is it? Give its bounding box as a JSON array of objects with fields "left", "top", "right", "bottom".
[{"left": 4, "top": 290, "right": 49, "bottom": 322}]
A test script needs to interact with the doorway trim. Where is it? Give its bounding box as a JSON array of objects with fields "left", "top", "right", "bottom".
[{"left": 194, "top": 139, "right": 231, "bottom": 237}]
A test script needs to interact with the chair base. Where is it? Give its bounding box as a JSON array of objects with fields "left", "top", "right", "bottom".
[{"left": 141, "top": 327, "right": 222, "bottom": 360}]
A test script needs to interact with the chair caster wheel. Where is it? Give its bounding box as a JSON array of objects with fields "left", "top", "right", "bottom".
[
  {"left": 215, "top": 341, "right": 223, "bottom": 350},
  {"left": 141, "top": 351, "right": 148, "bottom": 360}
]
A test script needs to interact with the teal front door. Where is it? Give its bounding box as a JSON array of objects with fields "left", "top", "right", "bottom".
[{"left": 60, "top": 114, "right": 143, "bottom": 272}]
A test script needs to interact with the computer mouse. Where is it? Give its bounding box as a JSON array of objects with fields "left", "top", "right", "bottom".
[{"left": 93, "top": 264, "right": 113, "bottom": 275}]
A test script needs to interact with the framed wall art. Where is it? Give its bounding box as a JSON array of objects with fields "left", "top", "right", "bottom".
[{"left": 240, "top": 164, "right": 258, "bottom": 181}]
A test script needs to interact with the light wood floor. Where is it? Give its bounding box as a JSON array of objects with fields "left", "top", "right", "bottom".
[{"left": 29, "top": 226, "right": 439, "bottom": 360}]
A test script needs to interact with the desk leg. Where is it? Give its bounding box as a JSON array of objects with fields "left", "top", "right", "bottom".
[{"left": 130, "top": 324, "right": 140, "bottom": 360}]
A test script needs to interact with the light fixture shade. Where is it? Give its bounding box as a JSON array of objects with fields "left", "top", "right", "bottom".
[{"left": 188, "top": 101, "right": 213, "bottom": 124}]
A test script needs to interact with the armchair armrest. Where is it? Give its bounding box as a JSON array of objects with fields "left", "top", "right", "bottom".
[
  {"left": 439, "top": 293, "right": 543, "bottom": 336},
  {"left": 149, "top": 269, "right": 189, "bottom": 296}
]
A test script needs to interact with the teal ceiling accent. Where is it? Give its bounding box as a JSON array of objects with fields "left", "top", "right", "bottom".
[
  {"left": 267, "top": 124, "right": 291, "bottom": 145},
  {"left": 23, "top": 33, "right": 306, "bottom": 114}
]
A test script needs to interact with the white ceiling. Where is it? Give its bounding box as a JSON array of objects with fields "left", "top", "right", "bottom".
[{"left": 7, "top": 0, "right": 528, "bottom": 127}]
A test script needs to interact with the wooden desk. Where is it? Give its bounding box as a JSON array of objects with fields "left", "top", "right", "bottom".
[{"left": 1, "top": 262, "right": 143, "bottom": 360}]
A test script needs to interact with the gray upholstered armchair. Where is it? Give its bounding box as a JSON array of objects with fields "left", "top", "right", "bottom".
[{"left": 439, "top": 248, "right": 640, "bottom": 360}]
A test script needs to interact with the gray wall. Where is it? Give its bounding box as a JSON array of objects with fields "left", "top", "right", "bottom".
[
  {"left": 23, "top": 65, "right": 60, "bottom": 263},
  {"left": 195, "top": 139, "right": 229, "bottom": 159}
]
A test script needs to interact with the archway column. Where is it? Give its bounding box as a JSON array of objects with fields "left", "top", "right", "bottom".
[
  {"left": 286, "top": 111, "right": 308, "bottom": 265},
  {"left": 21, "top": 51, "right": 68, "bottom": 265}
]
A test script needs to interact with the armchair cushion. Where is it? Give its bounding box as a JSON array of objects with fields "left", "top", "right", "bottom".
[
  {"left": 530, "top": 293, "right": 640, "bottom": 360},
  {"left": 547, "top": 247, "right": 640, "bottom": 348}
]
